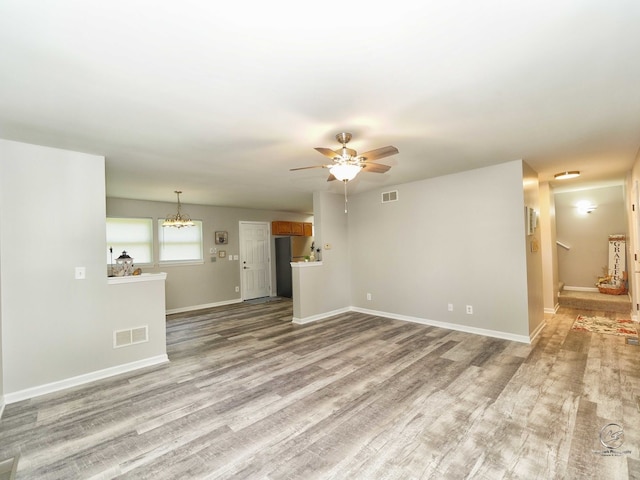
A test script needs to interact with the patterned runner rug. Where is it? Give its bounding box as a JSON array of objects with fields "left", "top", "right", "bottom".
[{"left": 571, "top": 315, "right": 638, "bottom": 337}]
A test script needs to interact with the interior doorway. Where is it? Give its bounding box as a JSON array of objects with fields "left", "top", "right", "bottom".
[{"left": 239, "top": 221, "right": 271, "bottom": 300}]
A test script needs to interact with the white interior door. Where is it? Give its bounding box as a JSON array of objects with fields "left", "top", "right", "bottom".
[{"left": 239, "top": 221, "right": 271, "bottom": 300}]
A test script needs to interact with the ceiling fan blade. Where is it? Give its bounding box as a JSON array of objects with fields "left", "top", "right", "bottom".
[
  {"left": 357, "top": 146, "right": 399, "bottom": 162},
  {"left": 361, "top": 162, "right": 391, "bottom": 173},
  {"left": 327, "top": 173, "right": 337, "bottom": 182},
  {"left": 290, "top": 165, "right": 327, "bottom": 171},
  {"left": 315, "top": 147, "right": 340, "bottom": 159}
]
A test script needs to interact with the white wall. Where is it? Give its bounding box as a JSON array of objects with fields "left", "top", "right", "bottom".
[
  {"left": 107, "top": 198, "right": 312, "bottom": 312},
  {"left": 555, "top": 186, "right": 627, "bottom": 288},
  {"left": 346, "top": 160, "right": 535, "bottom": 338},
  {"left": 0, "top": 140, "right": 109, "bottom": 394}
]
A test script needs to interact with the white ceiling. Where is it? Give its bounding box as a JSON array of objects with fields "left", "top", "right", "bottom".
[{"left": 1, "top": 1, "right": 639, "bottom": 213}]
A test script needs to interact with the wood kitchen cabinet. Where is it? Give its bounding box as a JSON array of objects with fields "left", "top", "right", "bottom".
[
  {"left": 290, "top": 222, "right": 304, "bottom": 236},
  {"left": 272, "top": 221, "right": 313, "bottom": 236},
  {"left": 271, "top": 221, "right": 292, "bottom": 235}
]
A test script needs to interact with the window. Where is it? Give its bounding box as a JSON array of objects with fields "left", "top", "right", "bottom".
[
  {"left": 106, "top": 217, "right": 153, "bottom": 265},
  {"left": 158, "top": 220, "right": 203, "bottom": 264}
]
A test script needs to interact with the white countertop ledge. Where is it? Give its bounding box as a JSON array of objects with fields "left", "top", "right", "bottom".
[
  {"left": 107, "top": 272, "right": 168, "bottom": 284},
  {"left": 291, "top": 261, "right": 323, "bottom": 268}
]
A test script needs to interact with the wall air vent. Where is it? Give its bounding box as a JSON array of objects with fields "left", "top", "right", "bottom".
[
  {"left": 113, "top": 325, "right": 149, "bottom": 348},
  {"left": 381, "top": 190, "right": 399, "bottom": 203}
]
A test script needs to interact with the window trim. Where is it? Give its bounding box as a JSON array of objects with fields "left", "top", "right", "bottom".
[
  {"left": 157, "top": 218, "right": 204, "bottom": 266},
  {"left": 106, "top": 216, "right": 154, "bottom": 267}
]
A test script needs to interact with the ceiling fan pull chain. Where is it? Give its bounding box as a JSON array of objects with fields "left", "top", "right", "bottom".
[{"left": 344, "top": 179, "right": 348, "bottom": 213}]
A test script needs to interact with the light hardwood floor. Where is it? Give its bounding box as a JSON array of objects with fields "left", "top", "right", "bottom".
[{"left": 1, "top": 300, "right": 639, "bottom": 479}]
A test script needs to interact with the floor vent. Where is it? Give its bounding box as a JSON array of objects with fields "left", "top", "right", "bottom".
[
  {"left": 381, "top": 190, "right": 399, "bottom": 203},
  {"left": 114, "top": 326, "right": 149, "bottom": 348}
]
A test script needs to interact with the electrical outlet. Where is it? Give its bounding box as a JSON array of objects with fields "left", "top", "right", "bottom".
[
  {"left": 235, "top": 286, "right": 239, "bottom": 292},
  {"left": 448, "top": 303, "right": 453, "bottom": 311},
  {"left": 324, "top": 243, "right": 332, "bottom": 250},
  {"left": 75, "top": 267, "right": 86, "bottom": 279},
  {"left": 466, "top": 305, "right": 473, "bottom": 314},
  {"left": 366, "top": 293, "right": 372, "bottom": 301}
]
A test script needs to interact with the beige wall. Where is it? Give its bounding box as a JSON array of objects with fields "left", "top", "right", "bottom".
[
  {"left": 627, "top": 162, "right": 640, "bottom": 318},
  {"left": 555, "top": 186, "right": 627, "bottom": 289},
  {"left": 522, "top": 161, "right": 544, "bottom": 335},
  {"left": 539, "top": 182, "right": 559, "bottom": 312}
]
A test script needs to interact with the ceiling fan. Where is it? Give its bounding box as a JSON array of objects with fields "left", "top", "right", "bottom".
[{"left": 290, "top": 132, "right": 399, "bottom": 182}]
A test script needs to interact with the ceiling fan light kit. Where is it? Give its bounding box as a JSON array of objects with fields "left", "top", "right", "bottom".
[
  {"left": 291, "top": 132, "right": 398, "bottom": 182},
  {"left": 329, "top": 163, "right": 362, "bottom": 182},
  {"left": 290, "top": 132, "right": 399, "bottom": 212}
]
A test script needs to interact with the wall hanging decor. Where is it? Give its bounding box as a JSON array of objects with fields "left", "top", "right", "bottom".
[{"left": 215, "top": 231, "right": 228, "bottom": 244}]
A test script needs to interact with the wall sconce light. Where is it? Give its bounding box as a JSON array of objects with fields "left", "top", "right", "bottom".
[{"left": 577, "top": 200, "right": 597, "bottom": 214}]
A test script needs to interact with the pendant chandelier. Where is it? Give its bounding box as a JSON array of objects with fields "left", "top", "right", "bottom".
[{"left": 162, "top": 190, "right": 194, "bottom": 228}]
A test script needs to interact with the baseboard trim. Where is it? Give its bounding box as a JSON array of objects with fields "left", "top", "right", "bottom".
[
  {"left": 292, "top": 307, "right": 351, "bottom": 324},
  {"left": 351, "top": 307, "right": 533, "bottom": 344},
  {"left": 294, "top": 305, "right": 534, "bottom": 343},
  {"left": 0, "top": 396, "right": 5, "bottom": 420},
  {"left": 529, "top": 319, "right": 547, "bottom": 343},
  {"left": 544, "top": 304, "right": 559, "bottom": 314},
  {"left": 166, "top": 298, "right": 242, "bottom": 315},
  {"left": 563, "top": 286, "right": 599, "bottom": 292},
  {"left": 4, "top": 355, "right": 169, "bottom": 404},
  {"left": 0, "top": 453, "right": 19, "bottom": 480}
]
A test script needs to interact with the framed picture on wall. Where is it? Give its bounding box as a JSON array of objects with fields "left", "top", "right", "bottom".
[{"left": 215, "top": 231, "right": 228, "bottom": 244}]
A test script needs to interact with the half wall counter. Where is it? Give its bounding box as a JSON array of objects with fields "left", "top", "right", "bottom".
[{"left": 107, "top": 272, "right": 168, "bottom": 365}]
